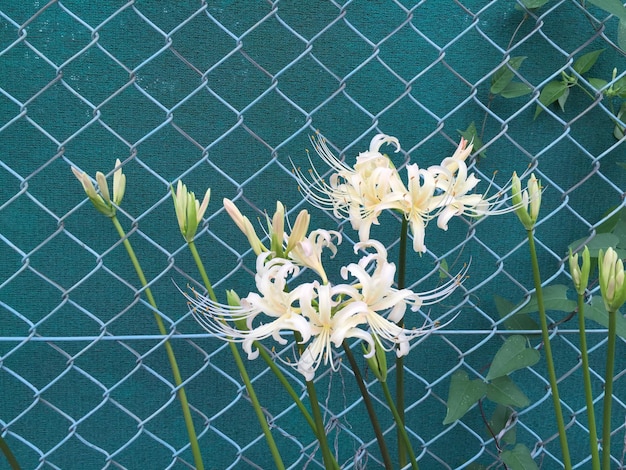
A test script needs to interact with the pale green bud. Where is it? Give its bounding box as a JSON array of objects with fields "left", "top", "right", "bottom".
[
  {"left": 171, "top": 180, "right": 211, "bottom": 243},
  {"left": 599, "top": 247, "right": 626, "bottom": 312},
  {"left": 72, "top": 159, "right": 126, "bottom": 218},
  {"left": 568, "top": 246, "right": 590, "bottom": 295},
  {"left": 363, "top": 335, "right": 388, "bottom": 382}
]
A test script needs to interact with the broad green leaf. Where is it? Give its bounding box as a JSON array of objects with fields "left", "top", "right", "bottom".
[
  {"left": 519, "top": 0, "right": 550, "bottom": 9},
  {"left": 501, "top": 444, "right": 539, "bottom": 470},
  {"left": 457, "top": 122, "right": 486, "bottom": 160},
  {"left": 586, "top": 0, "right": 626, "bottom": 21},
  {"left": 486, "top": 335, "right": 540, "bottom": 381},
  {"left": 517, "top": 284, "right": 577, "bottom": 315},
  {"left": 615, "top": 102, "right": 626, "bottom": 140},
  {"left": 573, "top": 49, "right": 604, "bottom": 75},
  {"left": 491, "top": 57, "right": 527, "bottom": 95},
  {"left": 588, "top": 77, "right": 609, "bottom": 92},
  {"left": 500, "top": 82, "right": 532, "bottom": 98},
  {"left": 597, "top": 206, "right": 626, "bottom": 234},
  {"left": 443, "top": 370, "right": 487, "bottom": 425},
  {"left": 495, "top": 294, "right": 541, "bottom": 332},
  {"left": 584, "top": 296, "right": 626, "bottom": 339},
  {"left": 534, "top": 81, "right": 568, "bottom": 118},
  {"left": 487, "top": 376, "right": 531, "bottom": 408},
  {"left": 489, "top": 404, "right": 517, "bottom": 445},
  {"left": 568, "top": 233, "right": 619, "bottom": 257}
]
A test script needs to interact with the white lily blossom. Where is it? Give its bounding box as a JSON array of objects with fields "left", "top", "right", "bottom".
[
  {"left": 296, "top": 133, "right": 529, "bottom": 252},
  {"left": 186, "top": 238, "right": 464, "bottom": 380}
]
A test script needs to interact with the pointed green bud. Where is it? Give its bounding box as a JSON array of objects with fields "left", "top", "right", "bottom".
[
  {"left": 569, "top": 246, "right": 590, "bottom": 296},
  {"left": 599, "top": 247, "right": 626, "bottom": 312},
  {"left": 363, "top": 335, "right": 388, "bottom": 382}
]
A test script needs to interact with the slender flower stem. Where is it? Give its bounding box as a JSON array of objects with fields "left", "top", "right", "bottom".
[
  {"left": 0, "top": 435, "right": 20, "bottom": 470},
  {"left": 292, "top": 332, "right": 339, "bottom": 470},
  {"left": 526, "top": 230, "right": 571, "bottom": 469},
  {"left": 342, "top": 342, "right": 393, "bottom": 469},
  {"left": 305, "top": 379, "right": 339, "bottom": 470},
  {"left": 110, "top": 216, "right": 204, "bottom": 470},
  {"left": 577, "top": 294, "right": 600, "bottom": 470},
  {"left": 602, "top": 308, "right": 617, "bottom": 470},
  {"left": 380, "top": 381, "right": 419, "bottom": 470},
  {"left": 396, "top": 217, "right": 409, "bottom": 468},
  {"left": 187, "top": 241, "right": 285, "bottom": 470}
]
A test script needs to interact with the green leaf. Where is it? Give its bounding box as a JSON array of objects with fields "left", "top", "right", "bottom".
[
  {"left": 439, "top": 258, "right": 449, "bottom": 279},
  {"left": 573, "top": 49, "right": 604, "bottom": 75},
  {"left": 443, "top": 370, "right": 487, "bottom": 425},
  {"left": 489, "top": 405, "right": 517, "bottom": 445},
  {"left": 495, "top": 294, "right": 541, "bottom": 332},
  {"left": 534, "top": 81, "right": 568, "bottom": 118},
  {"left": 517, "top": 284, "right": 577, "bottom": 315},
  {"left": 586, "top": 0, "right": 626, "bottom": 21},
  {"left": 457, "top": 122, "right": 486, "bottom": 160},
  {"left": 588, "top": 77, "right": 609, "bottom": 92},
  {"left": 568, "top": 232, "right": 619, "bottom": 257},
  {"left": 500, "top": 82, "right": 532, "bottom": 98},
  {"left": 491, "top": 57, "right": 527, "bottom": 95},
  {"left": 487, "top": 376, "right": 531, "bottom": 408},
  {"left": 501, "top": 444, "right": 539, "bottom": 470},
  {"left": 486, "top": 335, "right": 540, "bottom": 381},
  {"left": 584, "top": 296, "right": 626, "bottom": 339}
]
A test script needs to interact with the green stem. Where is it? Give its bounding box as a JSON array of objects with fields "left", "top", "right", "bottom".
[
  {"left": 577, "top": 294, "right": 601, "bottom": 470},
  {"left": 187, "top": 241, "right": 284, "bottom": 470},
  {"left": 396, "top": 216, "right": 409, "bottom": 468},
  {"left": 111, "top": 216, "right": 204, "bottom": 470},
  {"left": 380, "top": 381, "right": 419, "bottom": 470},
  {"left": 255, "top": 346, "right": 316, "bottom": 432},
  {"left": 305, "top": 379, "right": 339, "bottom": 470},
  {"left": 602, "top": 309, "right": 617, "bottom": 470},
  {"left": 342, "top": 342, "right": 393, "bottom": 469},
  {"left": 0, "top": 434, "right": 20, "bottom": 470},
  {"left": 526, "top": 230, "right": 571, "bottom": 469}
]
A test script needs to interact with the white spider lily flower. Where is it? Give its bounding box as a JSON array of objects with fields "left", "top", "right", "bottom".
[
  {"left": 288, "top": 229, "right": 341, "bottom": 284},
  {"left": 72, "top": 159, "right": 126, "bottom": 217},
  {"left": 171, "top": 180, "right": 211, "bottom": 242},
  {"left": 296, "top": 282, "right": 373, "bottom": 381},
  {"left": 185, "top": 254, "right": 313, "bottom": 360},
  {"left": 402, "top": 164, "right": 438, "bottom": 253},
  {"left": 295, "top": 133, "right": 407, "bottom": 237}
]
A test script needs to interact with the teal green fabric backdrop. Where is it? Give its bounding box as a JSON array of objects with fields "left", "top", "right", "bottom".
[{"left": 1, "top": 1, "right": 626, "bottom": 468}]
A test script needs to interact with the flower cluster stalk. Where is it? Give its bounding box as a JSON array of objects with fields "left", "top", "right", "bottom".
[
  {"left": 396, "top": 217, "right": 409, "bottom": 468},
  {"left": 0, "top": 435, "right": 20, "bottom": 470},
  {"left": 187, "top": 241, "right": 285, "bottom": 470},
  {"left": 577, "top": 292, "right": 601, "bottom": 469},
  {"left": 110, "top": 216, "right": 204, "bottom": 470},
  {"left": 602, "top": 309, "right": 617, "bottom": 470},
  {"left": 569, "top": 247, "right": 600, "bottom": 470},
  {"left": 342, "top": 342, "right": 393, "bottom": 469},
  {"left": 380, "top": 380, "right": 418, "bottom": 469},
  {"left": 526, "top": 231, "right": 571, "bottom": 469}
]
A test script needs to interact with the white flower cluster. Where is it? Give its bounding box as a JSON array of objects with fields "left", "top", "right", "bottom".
[
  {"left": 185, "top": 133, "right": 526, "bottom": 381},
  {"left": 186, "top": 233, "right": 460, "bottom": 381},
  {"left": 296, "top": 134, "right": 521, "bottom": 253}
]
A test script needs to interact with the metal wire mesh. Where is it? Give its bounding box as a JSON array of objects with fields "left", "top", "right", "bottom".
[{"left": 2, "top": 0, "right": 626, "bottom": 468}]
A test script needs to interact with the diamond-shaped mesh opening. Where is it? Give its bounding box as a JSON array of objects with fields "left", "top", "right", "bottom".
[{"left": 4, "top": 1, "right": 626, "bottom": 468}]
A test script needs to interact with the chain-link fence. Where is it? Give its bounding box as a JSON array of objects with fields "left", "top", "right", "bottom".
[{"left": 2, "top": 0, "right": 626, "bottom": 468}]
